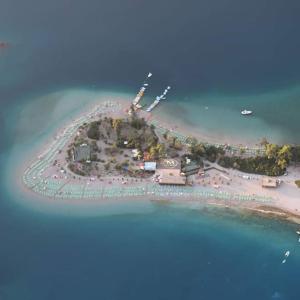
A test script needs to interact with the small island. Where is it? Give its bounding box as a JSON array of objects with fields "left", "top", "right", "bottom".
[{"left": 22, "top": 97, "right": 300, "bottom": 223}]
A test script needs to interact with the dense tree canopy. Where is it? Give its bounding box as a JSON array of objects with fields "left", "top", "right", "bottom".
[{"left": 87, "top": 121, "right": 100, "bottom": 140}]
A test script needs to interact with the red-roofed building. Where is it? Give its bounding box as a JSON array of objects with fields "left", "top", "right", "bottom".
[{"left": 143, "top": 152, "right": 151, "bottom": 161}]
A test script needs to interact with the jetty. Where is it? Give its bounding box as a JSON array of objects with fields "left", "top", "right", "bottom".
[
  {"left": 146, "top": 86, "right": 171, "bottom": 112},
  {"left": 132, "top": 72, "right": 152, "bottom": 107}
]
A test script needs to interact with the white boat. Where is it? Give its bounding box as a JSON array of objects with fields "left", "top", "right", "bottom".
[
  {"left": 241, "top": 110, "right": 253, "bottom": 116},
  {"left": 282, "top": 259, "right": 286, "bottom": 264},
  {"left": 285, "top": 251, "right": 290, "bottom": 257}
]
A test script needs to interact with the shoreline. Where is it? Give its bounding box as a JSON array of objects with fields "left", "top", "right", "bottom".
[
  {"left": 13, "top": 166, "right": 300, "bottom": 224},
  {"left": 7, "top": 94, "right": 300, "bottom": 222},
  {"left": 152, "top": 108, "right": 257, "bottom": 147}
]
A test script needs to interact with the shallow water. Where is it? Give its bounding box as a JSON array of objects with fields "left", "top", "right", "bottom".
[
  {"left": 1, "top": 0, "right": 300, "bottom": 144},
  {"left": 1, "top": 195, "right": 300, "bottom": 300},
  {"left": 1, "top": 91, "right": 300, "bottom": 300},
  {"left": 157, "top": 85, "right": 300, "bottom": 144},
  {"left": 1, "top": 0, "right": 300, "bottom": 299}
]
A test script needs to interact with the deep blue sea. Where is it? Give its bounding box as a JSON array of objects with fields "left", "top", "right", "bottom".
[{"left": 1, "top": 0, "right": 300, "bottom": 299}]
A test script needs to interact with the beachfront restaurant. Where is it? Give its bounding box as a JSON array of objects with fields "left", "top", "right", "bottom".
[
  {"left": 159, "top": 174, "right": 187, "bottom": 185},
  {"left": 157, "top": 158, "right": 186, "bottom": 185},
  {"left": 262, "top": 177, "right": 279, "bottom": 188}
]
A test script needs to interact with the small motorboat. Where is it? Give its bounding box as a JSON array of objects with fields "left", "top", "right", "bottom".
[
  {"left": 282, "top": 259, "right": 286, "bottom": 264},
  {"left": 285, "top": 251, "right": 290, "bottom": 257},
  {"left": 241, "top": 109, "right": 253, "bottom": 116}
]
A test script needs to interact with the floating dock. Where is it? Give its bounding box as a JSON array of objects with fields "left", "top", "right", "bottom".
[
  {"left": 132, "top": 72, "right": 152, "bottom": 106},
  {"left": 146, "top": 86, "right": 171, "bottom": 112}
]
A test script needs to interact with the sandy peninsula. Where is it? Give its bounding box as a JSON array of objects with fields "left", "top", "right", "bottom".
[{"left": 17, "top": 93, "right": 300, "bottom": 222}]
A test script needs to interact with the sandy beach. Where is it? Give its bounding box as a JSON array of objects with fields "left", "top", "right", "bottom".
[{"left": 10, "top": 95, "right": 299, "bottom": 222}]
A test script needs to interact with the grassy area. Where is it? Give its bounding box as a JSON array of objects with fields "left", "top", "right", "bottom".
[{"left": 295, "top": 180, "right": 300, "bottom": 188}]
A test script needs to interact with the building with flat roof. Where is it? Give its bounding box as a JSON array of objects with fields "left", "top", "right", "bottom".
[
  {"left": 144, "top": 162, "right": 157, "bottom": 171},
  {"left": 157, "top": 158, "right": 181, "bottom": 170},
  {"left": 262, "top": 177, "right": 279, "bottom": 188},
  {"left": 159, "top": 175, "right": 186, "bottom": 185},
  {"left": 73, "top": 144, "right": 91, "bottom": 162},
  {"left": 157, "top": 158, "right": 186, "bottom": 185},
  {"left": 143, "top": 152, "right": 151, "bottom": 161},
  {"left": 181, "top": 163, "right": 203, "bottom": 176}
]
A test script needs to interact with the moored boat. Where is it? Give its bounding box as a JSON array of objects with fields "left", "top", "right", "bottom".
[{"left": 241, "top": 109, "right": 253, "bottom": 116}]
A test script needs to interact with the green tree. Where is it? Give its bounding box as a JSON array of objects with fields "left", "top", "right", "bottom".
[
  {"left": 276, "top": 144, "right": 292, "bottom": 170},
  {"left": 149, "top": 145, "right": 158, "bottom": 160},
  {"left": 149, "top": 143, "right": 166, "bottom": 160},
  {"left": 112, "top": 118, "right": 122, "bottom": 131},
  {"left": 191, "top": 143, "right": 206, "bottom": 157},
  {"left": 185, "top": 136, "right": 198, "bottom": 147},
  {"left": 167, "top": 136, "right": 177, "bottom": 147},
  {"left": 87, "top": 121, "right": 100, "bottom": 140},
  {"left": 291, "top": 146, "right": 300, "bottom": 162},
  {"left": 131, "top": 117, "right": 146, "bottom": 130},
  {"left": 157, "top": 143, "right": 166, "bottom": 158},
  {"left": 174, "top": 139, "right": 183, "bottom": 150},
  {"left": 260, "top": 137, "right": 269, "bottom": 146},
  {"left": 163, "top": 130, "right": 169, "bottom": 140},
  {"left": 265, "top": 143, "right": 278, "bottom": 160}
]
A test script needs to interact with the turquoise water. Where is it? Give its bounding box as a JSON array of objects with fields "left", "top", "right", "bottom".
[
  {"left": 157, "top": 85, "right": 300, "bottom": 144},
  {"left": 1, "top": 192, "right": 300, "bottom": 299},
  {"left": 1, "top": 0, "right": 300, "bottom": 144},
  {"left": 1, "top": 86, "right": 300, "bottom": 300},
  {"left": 1, "top": 0, "right": 300, "bottom": 298}
]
